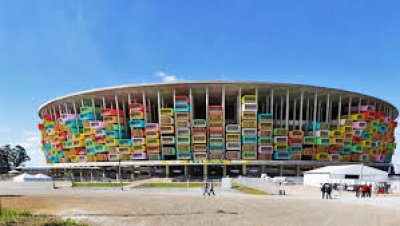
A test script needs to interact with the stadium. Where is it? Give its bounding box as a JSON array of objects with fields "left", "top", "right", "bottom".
[{"left": 36, "top": 81, "right": 398, "bottom": 181}]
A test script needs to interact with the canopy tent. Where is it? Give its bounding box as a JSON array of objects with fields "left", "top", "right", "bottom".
[
  {"left": 303, "top": 165, "right": 388, "bottom": 186},
  {"left": 13, "top": 173, "right": 52, "bottom": 182}
]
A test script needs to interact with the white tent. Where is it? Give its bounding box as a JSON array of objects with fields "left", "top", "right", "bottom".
[
  {"left": 13, "top": 173, "right": 52, "bottom": 182},
  {"left": 303, "top": 165, "right": 388, "bottom": 186}
]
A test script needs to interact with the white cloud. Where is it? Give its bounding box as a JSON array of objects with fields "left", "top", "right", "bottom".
[{"left": 155, "top": 71, "right": 178, "bottom": 82}]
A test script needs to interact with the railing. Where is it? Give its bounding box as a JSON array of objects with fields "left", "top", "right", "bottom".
[{"left": 236, "top": 176, "right": 281, "bottom": 195}]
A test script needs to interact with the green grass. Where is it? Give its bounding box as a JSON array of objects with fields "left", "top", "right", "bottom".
[
  {"left": 72, "top": 182, "right": 130, "bottom": 187},
  {"left": 134, "top": 182, "right": 221, "bottom": 188},
  {"left": 0, "top": 208, "right": 87, "bottom": 225},
  {"left": 231, "top": 182, "right": 269, "bottom": 195}
]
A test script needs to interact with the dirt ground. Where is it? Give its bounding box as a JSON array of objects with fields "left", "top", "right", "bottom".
[{"left": 1, "top": 186, "right": 400, "bottom": 226}]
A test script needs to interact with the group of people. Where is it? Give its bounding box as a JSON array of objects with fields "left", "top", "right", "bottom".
[
  {"left": 355, "top": 184, "right": 373, "bottom": 198},
  {"left": 203, "top": 182, "right": 215, "bottom": 196},
  {"left": 321, "top": 183, "right": 333, "bottom": 199}
]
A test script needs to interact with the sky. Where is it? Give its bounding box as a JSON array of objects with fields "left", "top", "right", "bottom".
[{"left": 0, "top": 1, "right": 399, "bottom": 166}]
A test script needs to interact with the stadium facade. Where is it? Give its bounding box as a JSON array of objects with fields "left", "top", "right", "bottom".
[{"left": 36, "top": 82, "right": 398, "bottom": 180}]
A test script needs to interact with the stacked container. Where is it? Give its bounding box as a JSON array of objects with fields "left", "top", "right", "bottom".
[
  {"left": 241, "top": 95, "right": 258, "bottom": 160},
  {"left": 257, "top": 114, "right": 273, "bottom": 160},
  {"left": 209, "top": 106, "right": 224, "bottom": 160},
  {"left": 129, "top": 103, "right": 147, "bottom": 160},
  {"left": 273, "top": 128, "right": 290, "bottom": 160},
  {"left": 160, "top": 108, "right": 175, "bottom": 159},
  {"left": 146, "top": 123, "right": 161, "bottom": 160},
  {"left": 192, "top": 119, "right": 207, "bottom": 160},
  {"left": 225, "top": 124, "right": 241, "bottom": 160},
  {"left": 175, "top": 96, "right": 191, "bottom": 160}
]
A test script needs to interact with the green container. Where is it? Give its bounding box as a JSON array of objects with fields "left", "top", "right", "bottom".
[
  {"left": 387, "top": 142, "right": 396, "bottom": 150},
  {"left": 62, "top": 141, "right": 73, "bottom": 149},
  {"left": 303, "top": 136, "right": 316, "bottom": 145},
  {"left": 192, "top": 119, "right": 207, "bottom": 127},
  {"left": 210, "top": 138, "right": 224, "bottom": 146},
  {"left": 316, "top": 138, "right": 331, "bottom": 146},
  {"left": 80, "top": 106, "right": 100, "bottom": 114},
  {"left": 344, "top": 139, "right": 353, "bottom": 147},
  {"left": 273, "top": 128, "right": 287, "bottom": 136},
  {"left": 351, "top": 145, "right": 363, "bottom": 153},
  {"left": 258, "top": 137, "right": 273, "bottom": 145},
  {"left": 176, "top": 136, "right": 191, "bottom": 144},
  {"left": 85, "top": 140, "right": 95, "bottom": 148},
  {"left": 94, "top": 145, "right": 108, "bottom": 153}
]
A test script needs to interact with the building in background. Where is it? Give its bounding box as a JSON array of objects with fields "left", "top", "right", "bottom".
[{"left": 36, "top": 81, "right": 397, "bottom": 181}]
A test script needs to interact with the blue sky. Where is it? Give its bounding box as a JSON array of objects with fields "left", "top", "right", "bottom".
[{"left": 0, "top": 1, "right": 399, "bottom": 166}]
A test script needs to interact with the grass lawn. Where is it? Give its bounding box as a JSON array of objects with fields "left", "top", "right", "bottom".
[
  {"left": 134, "top": 182, "right": 221, "bottom": 188},
  {"left": 72, "top": 182, "right": 130, "bottom": 187},
  {"left": 231, "top": 182, "right": 269, "bottom": 195},
  {"left": 0, "top": 208, "right": 87, "bottom": 225}
]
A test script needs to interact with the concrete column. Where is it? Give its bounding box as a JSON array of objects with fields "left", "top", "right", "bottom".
[
  {"left": 90, "top": 170, "right": 93, "bottom": 182},
  {"left": 312, "top": 92, "right": 318, "bottom": 135},
  {"left": 337, "top": 96, "right": 342, "bottom": 127},
  {"left": 293, "top": 99, "right": 297, "bottom": 129},
  {"left": 142, "top": 89, "right": 147, "bottom": 123},
  {"left": 299, "top": 90, "right": 304, "bottom": 130},
  {"left": 306, "top": 98, "right": 310, "bottom": 130},
  {"left": 79, "top": 170, "right": 83, "bottom": 182},
  {"left": 279, "top": 165, "right": 283, "bottom": 176},
  {"left": 348, "top": 96, "right": 352, "bottom": 119},
  {"left": 115, "top": 95, "right": 122, "bottom": 137},
  {"left": 184, "top": 165, "right": 188, "bottom": 179},
  {"left": 222, "top": 165, "right": 227, "bottom": 177},
  {"left": 280, "top": 96, "right": 283, "bottom": 128},
  {"left": 261, "top": 165, "right": 266, "bottom": 174},
  {"left": 358, "top": 98, "right": 362, "bottom": 113},
  {"left": 285, "top": 89, "right": 290, "bottom": 130},
  {"left": 296, "top": 165, "right": 300, "bottom": 177},
  {"left": 165, "top": 165, "right": 170, "bottom": 178},
  {"left": 70, "top": 171, "right": 75, "bottom": 181},
  {"left": 102, "top": 168, "right": 106, "bottom": 182},
  {"left": 91, "top": 97, "right": 97, "bottom": 121},
  {"left": 270, "top": 89, "right": 274, "bottom": 116},
  {"left": 203, "top": 164, "right": 208, "bottom": 180},
  {"left": 242, "top": 165, "right": 247, "bottom": 176}
]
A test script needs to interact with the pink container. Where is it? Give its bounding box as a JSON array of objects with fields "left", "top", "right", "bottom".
[
  {"left": 258, "top": 146, "right": 273, "bottom": 154},
  {"left": 60, "top": 113, "right": 78, "bottom": 121},
  {"left": 145, "top": 123, "right": 159, "bottom": 131},
  {"left": 373, "top": 154, "right": 385, "bottom": 162},
  {"left": 131, "top": 152, "right": 147, "bottom": 160},
  {"left": 90, "top": 121, "right": 105, "bottom": 129},
  {"left": 353, "top": 122, "right": 367, "bottom": 129},
  {"left": 384, "top": 117, "right": 392, "bottom": 123},
  {"left": 360, "top": 105, "right": 375, "bottom": 112}
]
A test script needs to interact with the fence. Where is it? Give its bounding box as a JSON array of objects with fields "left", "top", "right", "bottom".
[{"left": 236, "top": 176, "right": 281, "bottom": 195}]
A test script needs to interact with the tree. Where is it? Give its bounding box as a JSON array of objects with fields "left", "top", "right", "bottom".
[{"left": 0, "top": 145, "right": 30, "bottom": 173}]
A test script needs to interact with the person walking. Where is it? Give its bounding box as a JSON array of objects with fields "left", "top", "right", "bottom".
[
  {"left": 208, "top": 182, "right": 215, "bottom": 196},
  {"left": 203, "top": 182, "right": 209, "bottom": 196},
  {"left": 367, "top": 184, "right": 372, "bottom": 198},
  {"left": 321, "top": 183, "right": 326, "bottom": 199},
  {"left": 362, "top": 185, "right": 367, "bottom": 198},
  {"left": 325, "top": 183, "right": 332, "bottom": 199},
  {"left": 356, "top": 185, "right": 360, "bottom": 198}
]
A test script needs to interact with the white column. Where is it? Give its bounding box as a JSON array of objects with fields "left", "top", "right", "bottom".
[
  {"left": 337, "top": 96, "right": 342, "bottom": 127},
  {"left": 299, "top": 90, "right": 304, "bottom": 131},
  {"left": 312, "top": 92, "right": 318, "bottom": 135},
  {"left": 115, "top": 95, "right": 122, "bottom": 137},
  {"left": 285, "top": 89, "right": 289, "bottom": 130},
  {"left": 325, "top": 93, "right": 330, "bottom": 123}
]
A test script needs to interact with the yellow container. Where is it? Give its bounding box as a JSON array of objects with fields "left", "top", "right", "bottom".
[
  {"left": 146, "top": 138, "right": 160, "bottom": 146},
  {"left": 160, "top": 126, "right": 174, "bottom": 134},
  {"left": 241, "top": 120, "right": 257, "bottom": 128},
  {"left": 241, "top": 95, "right": 257, "bottom": 104},
  {"left": 117, "top": 147, "right": 132, "bottom": 154},
  {"left": 226, "top": 134, "right": 240, "bottom": 142},
  {"left": 105, "top": 138, "right": 119, "bottom": 147},
  {"left": 241, "top": 111, "right": 257, "bottom": 120},
  {"left": 160, "top": 108, "right": 174, "bottom": 116}
]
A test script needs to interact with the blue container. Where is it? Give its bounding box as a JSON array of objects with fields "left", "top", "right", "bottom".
[
  {"left": 340, "top": 146, "right": 352, "bottom": 155},
  {"left": 64, "top": 120, "right": 83, "bottom": 128},
  {"left": 118, "top": 139, "right": 132, "bottom": 147},
  {"left": 242, "top": 136, "right": 257, "bottom": 144},
  {"left": 384, "top": 155, "right": 392, "bottom": 163},
  {"left": 104, "top": 130, "right": 120, "bottom": 139},
  {"left": 129, "top": 119, "right": 145, "bottom": 128},
  {"left": 174, "top": 103, "right": 190, "bottom": 112},
  {"left": 177, "top": 151, "right": 192, "bottom": 160},
  {"left": 86, "top": 148, "right": 97, "bottom": 155},
  {"left": 303, "top": 122, "right": 320, "bottom": 131},
  {"left": 258, "top": 113, "right": 273, "bottom": 122},
  {"left": 43, "top": 144, "right": 51, "bottom": 151},
  {"left": 289, "top": 146, "right": 302, "bottom": 154},
  {"left": 51, "top": 156, "right": 60, "bottom": 163},
  {"left": 273, "top": 151, "right": 291, "bottom": 160},
  {"left": 377, "top": 125, "right": 387, "bottom": 134}
]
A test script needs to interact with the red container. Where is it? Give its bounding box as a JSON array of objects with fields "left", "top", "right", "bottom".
[
  {"left": 128, "top": 103, "right": 148, "bottom": 111},
  {"left": 289, "top": 138, "right": 302, "bottom": 146},
  {"left": 38, "top": 124, "right": 45, "bottom": 130},
  {"left": 174, "top": 96, "right": 190, "bottom": 104},
  {"left": 192, "top": 127, "right": 206, "bottom": 135},
  {"left": 328, "top": 145, "right": 341, "bottom": 154},
  {"left": 74, "top": 148, "right": 86, "bottom": 155},
  {"left": 208, "top": 106, "right": 223, "bottom": 114},
  {"left": 100, "top": 108, "right": 124, "bottom": 116}
]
